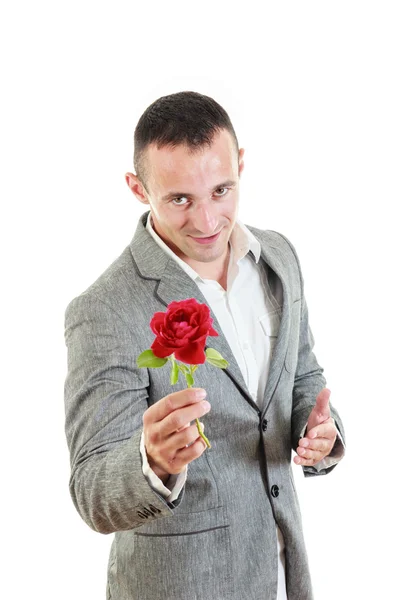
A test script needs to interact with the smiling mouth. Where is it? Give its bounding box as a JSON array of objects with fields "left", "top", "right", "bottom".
[{"left": 189, "top": 230, "right": 222, "bottom": 244}]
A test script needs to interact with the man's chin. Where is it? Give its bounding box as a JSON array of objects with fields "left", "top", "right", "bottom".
[{"left": 188, "top": 245, "right": 226, "bottom": 263}]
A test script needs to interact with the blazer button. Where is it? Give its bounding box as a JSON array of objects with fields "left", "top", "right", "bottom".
[
  {"left": 271, "top": 485, "right": 280, "bottom": 498},
  {"left": 261, "top": 419, "right": 268, "bottom": 432}
]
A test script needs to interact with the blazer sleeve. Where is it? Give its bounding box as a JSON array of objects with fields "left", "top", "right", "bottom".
[
  {"left": 279, "top": 234, "right": 346, "bottom": 477},
  {"left": 64, "top": 292, "right": 184, "bottom": 535}
]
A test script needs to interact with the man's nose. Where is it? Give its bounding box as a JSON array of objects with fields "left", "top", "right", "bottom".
[{"left": 191, "top": 203, "right": 218, "bottom": 235}]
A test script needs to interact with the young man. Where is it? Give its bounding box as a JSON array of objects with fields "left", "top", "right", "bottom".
[{"left": 64, "top": 91, "right": 345, "bottom": 600}]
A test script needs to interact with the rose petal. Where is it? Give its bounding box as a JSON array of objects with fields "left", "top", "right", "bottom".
[
  {"left": 151, "top": 338, "right": 174, "bottom": 358},
  {"left": 175, "top": 341, "right": 206, "bottom": 365},
  {"left": 151, "top": 299, "right": 218, "bottom": 359},
  {"left": 150, "top": 312, "right": 167, "bottom": 335},
  {"left": 208, "top": 326, "right": 219, "bottom": 336}
]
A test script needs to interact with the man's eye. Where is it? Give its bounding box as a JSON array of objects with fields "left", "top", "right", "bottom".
[{"left": 171, "top": 188, "right": 229, "bottom": 205}]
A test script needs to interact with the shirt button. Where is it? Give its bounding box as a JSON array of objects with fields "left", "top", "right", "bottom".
[
  {"left": 261, "top": 419, "right": 268, "bottom": 432},
  {"left": 271, "top": 485, "right": 280, "bottom": 498}
]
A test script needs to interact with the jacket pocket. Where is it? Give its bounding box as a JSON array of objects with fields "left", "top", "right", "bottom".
[
  {"left": 259, "top": 309, "right": 280, "bottom": 359},
  {"left": 133, "top": 506, "right": 233, "bottom": 599}
]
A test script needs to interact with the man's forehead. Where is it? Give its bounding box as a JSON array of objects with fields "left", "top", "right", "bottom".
[{"left": 146, "top": 131, "right": 237, "bottom": 191}]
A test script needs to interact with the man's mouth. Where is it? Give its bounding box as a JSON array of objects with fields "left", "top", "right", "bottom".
[{"left": 189, "top": 230, "right": 221, "bottom": 245}]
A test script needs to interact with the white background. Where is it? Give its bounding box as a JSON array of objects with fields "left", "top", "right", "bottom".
[{"left": 2, "top": 1, "right": 399, "bottom": 598}]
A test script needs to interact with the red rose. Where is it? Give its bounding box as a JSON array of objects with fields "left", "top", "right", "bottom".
[{"left": 150, "top": 298, "right": 218, "bottom": 365}]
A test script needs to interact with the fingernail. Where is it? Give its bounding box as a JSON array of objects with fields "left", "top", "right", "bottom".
[
  {"left": 195, "top": 389, "right": 207, "bottom": 399},
  {"left": 202, "top": 401, "right": 211, "bottom": 412}
]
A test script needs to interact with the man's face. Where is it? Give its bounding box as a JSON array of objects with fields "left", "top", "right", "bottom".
[{"left": 126, "top": 128, "right": 244, "bottom": 271}]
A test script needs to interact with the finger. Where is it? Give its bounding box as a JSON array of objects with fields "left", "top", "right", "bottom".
[
  {"left": 186, "top": 420, "right": 205, "bottom": 446},
  {"left": 296, "top": 445, "right": 328, "bottom": 461},
  {"left": 293, "top": 455, "right": 322, "bottom": 467},
  {"left": 298, "top": 437, "right": 330, "bottom": 452},
  {"left": 306, "top": 420, "right": 337, "bottom": 441},
  {"left": 164, "top": 423, "right": 204, "bottom": 453},
  {"left": 145, "top": 423, "right": 207, "bottom": 474},
  {"left": 144, "top": 388, "right": 207, "bottom": 425},
  {"left": 160, "top": 438, "right": 207, "bottom": 474},
  {"left": 176, "top": 422, "right": 191, "bottom": 432},
  {"left": 159, "top": 400, "right": 211, "bottom": 436},
  {"left": 169, "top": 438, "right": 208, "bottom": 472}
]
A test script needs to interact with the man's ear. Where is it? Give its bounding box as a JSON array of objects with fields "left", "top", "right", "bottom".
[
  {"left": 238, "top": 148, "right": 245, "bottom": 178},
  {"left": 125, "top": 172, "right": 150, "bottom": 205}
]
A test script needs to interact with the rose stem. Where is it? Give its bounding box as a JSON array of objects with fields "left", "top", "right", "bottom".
[
  {"left": 187, "top": 366, "right": 211, "bottom": 449},
  {"left": 195, "top": 418, "right": 211, "bottom": 449}
]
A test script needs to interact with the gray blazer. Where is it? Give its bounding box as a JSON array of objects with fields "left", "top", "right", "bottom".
[{"left": 64, "top": 210, "right": 345, "bottom": 600}]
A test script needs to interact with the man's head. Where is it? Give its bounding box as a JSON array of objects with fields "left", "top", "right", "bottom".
[{"left": 125, "top": 91, "right": 244, "bottom": 273}]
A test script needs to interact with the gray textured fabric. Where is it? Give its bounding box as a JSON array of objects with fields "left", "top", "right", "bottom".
[{"left": 64, "top": 210, "right": 345, "bottom": 600}]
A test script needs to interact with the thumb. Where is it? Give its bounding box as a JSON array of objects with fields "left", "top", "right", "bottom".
[
  {"left": 306, "top": 388, "right": 332, "bottom": 434},
  {"left": 314, "top": 388, "right": 331, "bottom": 421}
]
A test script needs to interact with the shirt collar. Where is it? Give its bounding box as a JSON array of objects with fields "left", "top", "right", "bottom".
[{"left": 145, "top": 212, "right": 261, "bottom": 282}]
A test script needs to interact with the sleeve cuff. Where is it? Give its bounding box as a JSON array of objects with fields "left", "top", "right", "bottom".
[{"left": 139, "top": 431, "right": 187, "bottom": 502}]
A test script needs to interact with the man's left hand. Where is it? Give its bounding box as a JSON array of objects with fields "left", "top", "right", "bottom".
[{"left": 294, "top": 388, "right": 337, "bottom": 467}]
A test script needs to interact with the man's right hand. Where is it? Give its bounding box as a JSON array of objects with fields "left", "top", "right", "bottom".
[{"left": 142, "top": 388, "right": 211, "bottom": 484}]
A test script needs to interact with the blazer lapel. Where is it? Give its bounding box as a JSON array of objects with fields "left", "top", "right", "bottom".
[
  {"left": 130, "top": 211, "right": 292, "bottom": 415},
  {"left": 256, "top": 243, "right": 292, "bottom": 414}
]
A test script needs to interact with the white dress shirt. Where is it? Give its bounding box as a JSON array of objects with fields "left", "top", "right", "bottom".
[{"left": 140, "top": 213, "right": 345, "bottom": 600}]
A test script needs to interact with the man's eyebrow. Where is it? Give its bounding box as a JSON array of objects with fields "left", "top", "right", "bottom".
[{"left": 161, "top": 180, "right": 237, "bottom": 202}]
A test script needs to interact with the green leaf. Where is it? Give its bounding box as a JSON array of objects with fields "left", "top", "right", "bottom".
[
  {"left": 170, "top": 360, "right": 179, "bottom": 385},
  {"left": 205, "top": 347, "right": 225, "bottom": 361},
  {"left": 206, "top": 357, "right": 229, "bottom": 369},
  {"left": 184, "top": 372, "right": 195, "bottom": 387},
  {"left": 136, "top": 349, "right": 168, "bottom": 368},
  {"left": 205, "top": 347, "right": 229, "bottom": 369}
]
